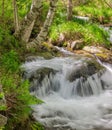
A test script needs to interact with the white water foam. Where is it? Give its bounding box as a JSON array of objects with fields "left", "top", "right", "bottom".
[
  {"left": 23, "top": 56, "right": 112, "bottom": 130},
  {"left": 32, "top": 90, "right": 112, "bottom": 130}
]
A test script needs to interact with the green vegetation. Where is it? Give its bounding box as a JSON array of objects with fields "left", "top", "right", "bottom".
[
  {"left": 0, "top": 49, "right": 44, "bottom": 129},
  {"left": 73, "top": 1, "right": 112, "bottom": 23},
  {"left": 0, "top": 27, "right": 18, "bottom": 49},
  {"left": 0, "top": 27, "right": 44, "bottom": 129},
  {"left": 50, "top": 21, "right": 110, "bottom": 47},
  {"left": 49, "top": 0, "right": 112, "bottom": 48},
  {"left": 1, "top": 50, "right": 20, "bottom": 72},
  {"left": 0, "top": 0, "right": 112, "bottom": 129}
]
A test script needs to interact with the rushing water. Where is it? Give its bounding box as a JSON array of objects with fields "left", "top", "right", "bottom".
[{"left": 22, "top": 56, "right": 112, "bottom": 130}]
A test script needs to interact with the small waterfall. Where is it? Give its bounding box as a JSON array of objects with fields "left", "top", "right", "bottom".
[
  {"left": 22, "top": 56, "right": 112, "bottom": 130},
  {"left": 31, "top": 70, "right": 104, "bottom": 98}
]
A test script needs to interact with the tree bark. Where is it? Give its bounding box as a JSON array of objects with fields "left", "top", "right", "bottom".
[
  {"left": 13, "top": 0, "right": 19, "bottom": 33},
  {"left": 15, "top": 0, "right": 43, "bottom": 43},
  {"left": 30, "top": 0, "right": 58, "bottom": 46},
  {"left": 67, "top": 0, "right": 73, "bottom": 20}
]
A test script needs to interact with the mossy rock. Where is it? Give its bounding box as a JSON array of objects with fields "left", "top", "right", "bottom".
[
  {"left": 96, "top": 53, "right": 108, "bottom": 59},
  {"left": 67, "top": 58, "right": 105, "bottom": 82},
  {"left": 26, "top": 42, "right": 61, "bottom": 60},
  {"left": 23, "top": 67, "right": 58, "bottom": 92}
]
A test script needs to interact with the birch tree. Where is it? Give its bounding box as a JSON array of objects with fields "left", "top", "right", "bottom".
[
  {"left": 15, "top": 0, "right": 43, "bottom": 43},
  {"left": 30, "top": 0, "right": 58, "bottom": 46},
  {"left": 14, "top": 0, "right": 58, "bottom": 48}
]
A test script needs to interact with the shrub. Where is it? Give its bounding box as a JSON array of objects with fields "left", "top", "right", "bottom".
[
  {"left": 0, "top": 27, "right": 19, "bottom": 50},
  {"left": 1, "top": 50, "right": 20, "bottom": 72},
  {"left": 1, "top": 74, "right": 43, "bottom": 129}
]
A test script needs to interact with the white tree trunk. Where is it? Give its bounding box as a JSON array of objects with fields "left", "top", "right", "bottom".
[
  {"left": 15, "top": 0, "right": 43, "bottom": 43},
  {"left": 30, "top": 0, "right": 58, "bottom": 46}
]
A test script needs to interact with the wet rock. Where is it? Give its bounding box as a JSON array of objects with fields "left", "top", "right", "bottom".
[
  {"left": 65, "top": 58, "right": 106, "bottom": 96},
  {"left": 30, "top": 68, "right": 57, "bottom": 82},
  {"left": 67, "top": 59, "right": 104, "bottom": 82},
  {"left": 23, "top": 68, "right": 57, "bottom": 91}
]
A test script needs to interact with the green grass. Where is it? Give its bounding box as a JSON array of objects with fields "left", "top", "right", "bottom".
[
  {"left": 49, "top": 21, "right": 110, "bottom": 47},
  {"left": 73, "top": 4, "right": 112, "bottom": 23}
]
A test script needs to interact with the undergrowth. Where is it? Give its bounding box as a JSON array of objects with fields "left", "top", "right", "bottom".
[
  {"left": 0, "top": 26, "right": 44, "bottom": 129},
  {"left": 49, "top": 20, "right": 110, "bottom": 47},
  {"left": 73, "top": 2, "right": 112, "bottom": 23}
]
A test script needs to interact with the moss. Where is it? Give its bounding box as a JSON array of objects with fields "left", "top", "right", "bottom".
[
  {"left": 96, "top": 53, "right": 109, "bottom": 59},
  {"left": 86, "top": 59, "right": 104, "bottom": 71}
]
